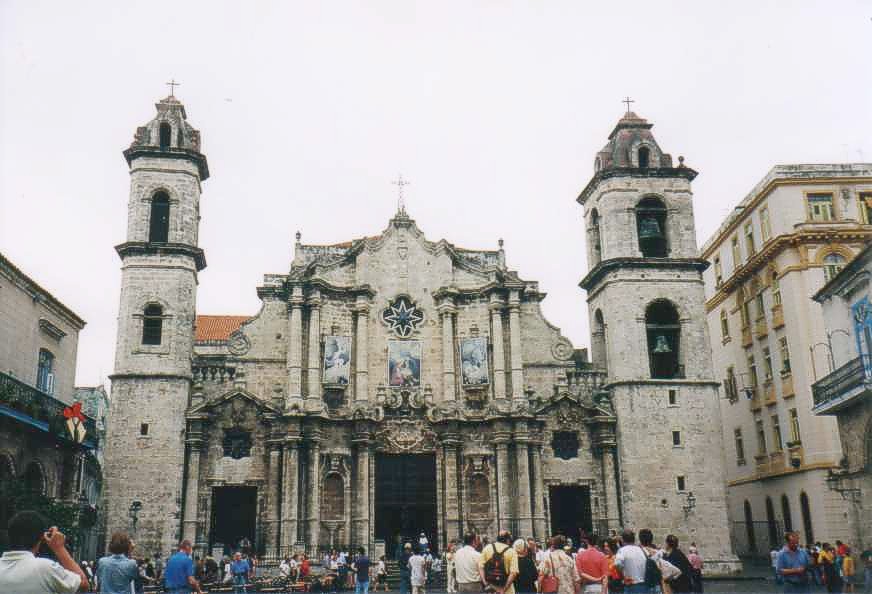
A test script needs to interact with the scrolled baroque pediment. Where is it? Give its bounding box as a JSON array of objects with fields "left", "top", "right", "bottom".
[{"left": 373, "top": 419, "right": 437, "bottom": 454}]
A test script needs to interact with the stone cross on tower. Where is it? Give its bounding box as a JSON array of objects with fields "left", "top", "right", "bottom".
[
  {"left": 392, "top": 174, "right": 410, "bottom": 215},
  {"left": 166, "top": 79, "right": 181, "bottom": 97},
  {"left": 622, "top": 96, "right": 635, "bottom": 114}
]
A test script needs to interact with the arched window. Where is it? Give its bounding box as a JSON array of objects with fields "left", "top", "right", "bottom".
[
  {"left": 589, "top": 209, "right": 602, "bottom": 265},
  {"left": 646, "top": 300, "right": 681, "bottom": 379},
  {"left": 638, "top": 146, "right": 650, "bottom": 169},
  {"left": 159, "top": 122, "right": 171, "bottom": 150},
  {"left": 592, "top": 309, "right": 607, "bottom": 373},
  {"left": 322, "top": 474, "right": 344, "bottom": 521},
  {"left": 799, "top": 491, "right": 814, "bottom": 544},
  {"left": 636, "top": 196, "right": 668, "bottom": 257},
  {"left": 23, "top": 462, "right": 46, "bottom": 496},
  {"left": 148, "top": 192, "right": 170, "bottom": 243},
  {"left": 823, "top": 253, "right": 846, "bottom": 282},
  {"left": 743, "top": 500, "right": 756, "bottom": 552},
  {"left": 781, "top": 494, "right": 793, "bottom": 532},
  {"left": 765, "top": 496, "right": 778, "bottom": 549},
  {"left": 36, "top": 349, "right": 54, "bottom": 394},
  {"left": 142, "top": 304, "right": 164, "bottom": 345}
]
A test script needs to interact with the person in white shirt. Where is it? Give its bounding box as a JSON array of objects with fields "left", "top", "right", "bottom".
[
  {"left": 280, "top": 557, "right": 292, "bottom": 579},
  {"left": 453, "top": 533, "right": 483, "bottom": 593},
  {"left": 614, "top": 529, "right": 648, "bottom": 593},
  {"left": 0, "top": 511, "right": 89, "bottom": 594},
  {"left": 408, "top": 550, "right": 428, "bottom": 594}
]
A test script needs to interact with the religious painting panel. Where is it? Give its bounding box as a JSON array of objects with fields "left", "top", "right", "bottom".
[
  {"left": 460, "top": 337, "right": 489, "bottom": 386},
  {"left": 467, "top": 474, "right": 491, "bottom": 518},
  {"left": 321, "top": 474, "right": 345, "bottom": 521},
  {"left": 323, "top": 335, "right": 352, "bottom": 385},
  {"left": 388, "top": 340, "right": 422, "bottom": 387}
]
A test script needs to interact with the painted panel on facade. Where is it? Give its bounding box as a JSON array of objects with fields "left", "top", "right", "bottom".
[
  {"left": 323, "top": 335, "right": 351, "bottom": 385},
  {"left": 460, "top": 337, "right": 489, "bottom": 386},
  {"left": 388, "top": 340, "right": 421, "bottom": 387}
]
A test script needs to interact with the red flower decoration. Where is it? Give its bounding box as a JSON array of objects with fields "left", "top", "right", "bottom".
[{"left": 63, "top": 402, "right": 85, "bottom": 423}]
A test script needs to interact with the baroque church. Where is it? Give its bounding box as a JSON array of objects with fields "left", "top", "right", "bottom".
[{"left": 102, "top": 96, "right": 740, "bottom": 573}]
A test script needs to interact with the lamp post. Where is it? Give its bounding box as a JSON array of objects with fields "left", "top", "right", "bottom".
[
  {"left": 129, "top": 500, "right": 142, "bottom": 536},
  {"left": 682, "top": 491, "right": 697, "bottom": 516}
]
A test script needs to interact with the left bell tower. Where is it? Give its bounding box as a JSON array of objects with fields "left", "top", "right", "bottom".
[{"left": 103, "top": 95, "right": 209, "bottom": 556}]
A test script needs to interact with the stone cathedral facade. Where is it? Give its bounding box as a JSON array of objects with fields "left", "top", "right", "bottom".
[{"left": 102, "top": 96, "right": 740, "bottom": 573}]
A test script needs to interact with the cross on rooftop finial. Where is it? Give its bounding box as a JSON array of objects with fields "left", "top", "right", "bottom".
[
  {"left": 622, "top": 96, "right": 635, "bottom": 114},
  {"left": 392, "top": 174, "right": 410, "bottom": 214},
  {"left": 166, "top": 79, "right": 181, "bottom": 97}
]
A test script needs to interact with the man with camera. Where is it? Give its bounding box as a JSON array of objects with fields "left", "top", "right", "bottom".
[{"left": 0, "top": 510, "right": 89, "bottom": 593}]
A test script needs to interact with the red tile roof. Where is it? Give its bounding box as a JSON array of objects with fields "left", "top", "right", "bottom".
[{"left": 195, "top": 315, "right": 250, "bottom": 342}]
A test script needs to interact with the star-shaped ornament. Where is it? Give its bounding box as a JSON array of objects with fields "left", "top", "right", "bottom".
[{"left": 382, "top": 296, "right": 424, "bottom": 338}]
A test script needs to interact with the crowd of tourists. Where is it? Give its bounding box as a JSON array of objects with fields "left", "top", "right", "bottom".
[
  {"left": 773, "top": 531, "right": 872, "bottom": 593},
  {"left": 395, "top": 528, "right": 702, "bottom": 594}
]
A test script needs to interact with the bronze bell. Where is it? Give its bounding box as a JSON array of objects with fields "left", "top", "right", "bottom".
[
  {"left": 653, "top": 335, "right": 672, "bottom": 353},
  {"left": 639, "top": 216, "right": 662, "bottom": 240}
]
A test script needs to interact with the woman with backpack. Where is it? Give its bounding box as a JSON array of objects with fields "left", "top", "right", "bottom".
[{"left": 538, "top": 535, "right": 580, "bottom": 594}]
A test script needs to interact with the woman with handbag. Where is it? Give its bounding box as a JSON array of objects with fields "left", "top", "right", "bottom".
[{"left": 538, "top": 536, "right": 580, "bottom": 594}]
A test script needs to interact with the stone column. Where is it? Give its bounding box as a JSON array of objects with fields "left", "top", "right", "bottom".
[
  {"left": 354, "top": 298, "right": 370, "bottom": 402},
  {"left": 507, "top": 290, "right": 524, "bottom": 401},
  {"left": 494, "top": 432, "right": 511, "bottom": 530},
  {"left": 181, "top": 439, "right": 203, "bottom": 544},
  {"left": 287, "top": 285, "right": 305, "bottom": 407},
  {"left": 489, "top": 295, "right": 507, "bottom": 400},
  {"left": 442, "top": 436, "right": 461, "bottom": 542},
  {"left": 281, "top": 439, "right": 301, "bottom": 547},
  {"left": 352, "top": 431, "right": 371, "bottom": 550},
  {"left": 307, "top": 291, "right": 322, "bottom": 403},
  {"left": 601, "top": 446, "right": 620, "bottom": 531},
  {"left": 266, "top": 442, "right": 283, "bottom": 553},
  {"left": 530, "top": 443, "right": 547, "bottom": 540},
  {"left": 439, "top": 301, "right": 457, "bottom": 402},
  {"left": 515, "top": 435, "right": 533, "bottom": 537},
  {"left": 306, "top": 438, "right": 322, "bottom": 550}
]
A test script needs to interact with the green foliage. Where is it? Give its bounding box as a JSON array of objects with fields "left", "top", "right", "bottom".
[{"left": 0, "top": 479, "right": 84, "bottom": 554}]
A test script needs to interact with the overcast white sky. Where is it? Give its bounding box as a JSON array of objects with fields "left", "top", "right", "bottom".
[{"left": 2, "top": 1, "right": 871, "bottom": 390}]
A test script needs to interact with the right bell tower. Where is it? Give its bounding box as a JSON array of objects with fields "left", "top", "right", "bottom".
[{"left": 578, "top": 110, "right": 740, "bottom": 573}]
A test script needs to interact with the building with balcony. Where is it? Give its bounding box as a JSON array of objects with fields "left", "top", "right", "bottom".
[
  {"left": 0, "top": 251, "right": 102, "bottom": 558},
  {"left": 812, "top": 242, "right": 872, "bottom": 550},
  {"left": 701, "top": 164, "right": 872, "bottom": 556}
]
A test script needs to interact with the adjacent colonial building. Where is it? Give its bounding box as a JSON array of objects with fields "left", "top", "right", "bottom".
[
  {"left": 0, "top": 251, "right": 101, "bottom": 559},
  {"left": 701, "top": 165, "right": 872, "bottom": 555},
  {"left": 102, "top": 97, "right": 739, "bottom": 573},
  {"left": 812, "top": 242, "right": 872, "bottom": 551}
]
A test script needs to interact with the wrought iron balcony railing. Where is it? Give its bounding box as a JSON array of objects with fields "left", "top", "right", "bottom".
[
  {"left": 0, "top": 370, "right": 98, "bottom": 445},
  {"left": 812, "top": 354, "right": 872, "bottom": 413}
]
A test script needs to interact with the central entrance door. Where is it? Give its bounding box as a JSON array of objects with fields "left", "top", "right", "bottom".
[
  {"left": 375, "top": 453, "right": 437, "bottom": 552},
  {"left": 549, "top": 485, "right": 592, "bottom": 545},
  {"left": 210, "top": 486, "right": 257, "bottom": 553}
]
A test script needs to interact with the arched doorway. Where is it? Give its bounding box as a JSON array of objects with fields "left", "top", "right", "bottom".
[
  {"left": 743, "top": 500, "right": 756, "bottom": 552},
  {"left": 799, "top": 492, "right": 814, "bottom": 544}
]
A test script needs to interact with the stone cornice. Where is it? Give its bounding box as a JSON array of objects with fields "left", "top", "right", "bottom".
[
  {"left": 704, "top": 227, "right": 872, "bottom": 312},
  {"left": 577, "top": 167, "right": 698, "bottom": 205},
  {"left": 579, "top": 257, "right": 709, "bottom": 291},
  {"left": 0, "top": 251, "right": 87, "bottom": 330},
  {"left": 115, "top": 242, "right": 207, "bottom": 271},
  {"left": 124, "top": 146, "right": 210, "bottom": 180}
]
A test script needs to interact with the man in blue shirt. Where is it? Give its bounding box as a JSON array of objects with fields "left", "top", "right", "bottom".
[
  {"left": 776, "top": 532, "right": 810, "bottom": 594},
  {"left": 230, "top": 551, "right": 251, "bottom": 593},
  {"left": 353, "top": 547, "right": 372, "bottom": 594},
  {"left": 164, "top": 540, "right": 203, "bottom": 594}
]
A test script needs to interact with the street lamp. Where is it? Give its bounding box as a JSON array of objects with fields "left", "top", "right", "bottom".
[
  {"left": 682, "top": 491, "right": 697, "bottom": 516},
  {"left": 129, "top": 500, "right": 142, "bottom": 535}
]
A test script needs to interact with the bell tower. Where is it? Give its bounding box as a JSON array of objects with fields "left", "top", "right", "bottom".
[
  {"left": 579, "top": 110, "right": 739, "bottom": 572},
  {"left": 103, "top": 95, "right": 209, "bottom": 556}
]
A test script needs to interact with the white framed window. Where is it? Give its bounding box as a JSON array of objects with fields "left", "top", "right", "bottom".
[
  {"left": 807, "top": 193, "right": 834, "bottom": 221},
  {"left": 676, "top": 475, "right": 687, "bottom": 492},
  {"left": 731, "top": 236, "right": 742, "bottom": 270},
  {"left": 744, "top": 222, "right": 756, "bottom": 257},
  {"left": 779, "top": 336, "right": 792, "bottom": 374},
  {"left": 771, "top": 415, "right": 783, "bottom": 451},
  {"left": 734, "top": 428, "right": 745, "bottom": 463},
  {"left": 720, "top": 309, "right": 730, "bottom": 340},
  {"left": 760, "top": 206, "right": 772, "bottom": 242},
  {"left": 672, "top": 430, "right": 682, "bottom": 447},
  {"left": 789, "top": 408, "right": 801, "bottom": 444},
  {"left": 763, "top": 347, "right": 773, "bottom": 382},
  {"left": 756, "top": 418, "right": 767, "bottom": 454},
  {"left": 771, "top": 272, "right": 782, "bottom": 307},
  {"left": 748, "top": 353, "right": 759, "bottom": 388},
  {"left": 823, "top": 253, "right": 846, "bottom": 282},
  {"left": 714, "top": 257, "right": 723, "bottom": 287}
]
